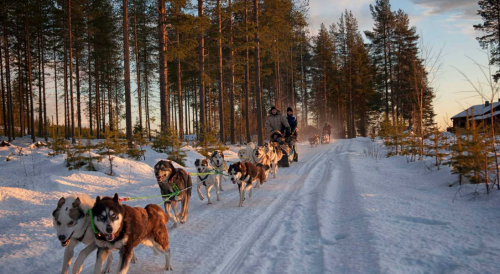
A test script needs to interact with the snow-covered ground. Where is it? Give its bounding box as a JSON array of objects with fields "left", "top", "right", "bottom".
[{"left": 1, "top": 137, "right": 500, "bottom": 273}]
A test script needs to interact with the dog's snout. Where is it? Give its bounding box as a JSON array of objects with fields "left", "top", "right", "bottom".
[
  {"left": 58, "top": 235, "right": 66, "bottom": 241},
  {"left": 106, "top": 225, "right": 113, "bottom": 233}
]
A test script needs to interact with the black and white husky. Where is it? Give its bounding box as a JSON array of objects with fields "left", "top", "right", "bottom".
[
  {"left": 228, "top": 162, "right": 269, "bottom": 207},
  {"left": 210, "top": 150, "right": 226, "bottom": 191},
  {"left": 195, "top": 159, "right": 221, "bottom": 204},
  {"left": 91, "top": 194, "right": 172, "bottom": 274},
  {"left": 52, "top": 194, "right": 115, "bottom": 274}
]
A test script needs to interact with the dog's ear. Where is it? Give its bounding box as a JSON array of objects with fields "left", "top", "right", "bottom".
[
  {"left": 113, "top": 193, "right": 119, "bottom": 202},
  {"left": 195, "top": 159, "right": 200, "bottom": 166},
  {"left": 57, "top": 197, "right": 65, "bottom": 208},
  {"left": 72, "top": 197, "right": 81, "bottom": 208},
  {"left": 96, "top": 196, "right": 100, "bottom": 203},
  {"left": 240, "top": 162, "right": 247, "bottom": 173}
]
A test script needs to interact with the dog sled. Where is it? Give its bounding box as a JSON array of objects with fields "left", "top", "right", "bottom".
[
  {"left": 269, "top": 130, "right": 297, "bottom": 168},
  {"left": 321, "top": 133, "right": 330, "bottom": 144}
]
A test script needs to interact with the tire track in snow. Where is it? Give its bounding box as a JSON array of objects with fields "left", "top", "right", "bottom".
[{"left": 321, "top": 139, "right": 382, "bottom": 273}]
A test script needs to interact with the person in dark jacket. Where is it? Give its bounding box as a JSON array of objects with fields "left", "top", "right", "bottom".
[
  {"left": 284, "top": 107, "right": 297, "bottom": 134},
  {"left": 284, "top": 107, "right": 298, "bottom": 162},
  {"left": 323, "top": 123, "right": 332, "bottom": 137}
]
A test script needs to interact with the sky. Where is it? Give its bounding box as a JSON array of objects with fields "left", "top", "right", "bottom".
[{"left": 309, "top": 0, "right": 487, "bottom": 128}]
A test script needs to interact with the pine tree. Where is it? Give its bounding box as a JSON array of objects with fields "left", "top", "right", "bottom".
[{"left": 474, "top": 0, "right": 500, "bottom": 80}]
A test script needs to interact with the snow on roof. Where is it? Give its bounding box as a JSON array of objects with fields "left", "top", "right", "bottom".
[
  {"left": 473, "top": 110, "right": 500, "bottom": 120},
  {"left": 451, "top": 101, "right": 500, "bottom": 119}
]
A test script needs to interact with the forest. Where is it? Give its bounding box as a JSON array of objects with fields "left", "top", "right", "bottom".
[{"left": 0, "top": 0, "right": 434, "bottom": 145}]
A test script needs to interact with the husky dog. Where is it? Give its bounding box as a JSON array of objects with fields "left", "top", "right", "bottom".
[
  {"left": 238, "top": 142, "right": 256, "bottom": 163},
  {"left": 252, "top": 146, "right": 271, "bottom": 167},
  {"left": 52, "top": 194, "right": 114, "bottom": 274},
  {"left": 154, "top": 160, "right": 192, "bottom": 228},
  {"left": 195, "top": 159, "right": 221, "bottom": 204},
  {"left": 309, "top": 135, "right": 320, "bottom": 147},
  {"left": 210, "top": 150, "right": 226, "bottom": 191},
  {"left": 321, "top": 134, "right": 330, "bottom": 144},
  {"left": 228, "top": 162, "right": 269, "bottom": 207},
  {"left": 92, "top": 194, "right": 172, "bottom": 274},
  {"left": 263, "top": 142, "right": 282, "bottom": 179}
]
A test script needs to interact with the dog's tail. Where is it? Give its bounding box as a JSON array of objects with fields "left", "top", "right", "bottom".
[{"left": 146, "top": 204, "right": 168, "bottom": 225}]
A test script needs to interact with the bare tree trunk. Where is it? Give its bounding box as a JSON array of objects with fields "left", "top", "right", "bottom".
[
  {"left": 53, "top": 44, "right": 59, "bottom": 135},
  {"left": 108, "top": 65, "right": 113, "bottom": 131},
  {"left": 123, "top": 0, "right": 132, "bottom": 142},
  {"left": 68, "top": 0, "right": 75, "bottom": 143},
  {"left": 229, "top": 0, "right": 235, "bottom": 144},
  {"left": 17, "top": 21, "right": 25, "bottom": 138},
  {"left": 133, "top": 0, "right": 142, "bottom": 130},
  {"left": 0, "top": 38, "right": 6, "bottom": 137},
  {"left": 244, "top": 0, "right": 251, "bottom": 143},
  {"left": 194, "top": 75, "right": 199, "bottom": 137},
  {"left": 76, "top": 53, "right": 81, "bottom": 134},
  {"left": 38, "top": 30, "right": 43, "bottom": 138},
  {"left": 95, "top": 59, "right": 100, "bottom": 139},
  {"left": 159, "top": 0, "right": 168, "bottom": 131},
  {"left": 216, "top": 0, "right": 224, "bottom": 143},
  {"left": 26, "top": 14, "right": 35, "bottom": 142},
  {"left": 41, "top": 30, "right": 47, "bottom": 141},
  {"left": 177, "top": 29, "right": 184, "bottom": 140},
  {"left": 254, "top": 0, "right": 263, "bottom": 145},
  {"left": 323, "top": 62, "right": 327, "bottom": 124},
  {"left": 300, "top": 39, "right": 306, "bottom": 128},
  {"left": 64, "top": 40, "right": 68, "bottom": 139},
  {"left": 3, "top": 2, "right": 14, "bottom": 141},
  {"left": 87, "top": 23, "right": 92, "bottom": 136},
  {"left": 144, "top": 45, "right": 151, "bottom": 140},
  {"left": 198, "top": 0, "right": 205, "bottom": 139}
]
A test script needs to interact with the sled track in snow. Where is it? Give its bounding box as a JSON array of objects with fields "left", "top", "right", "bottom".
[{"left": 217, "top": 143, "right": 338, "bottom": 274}]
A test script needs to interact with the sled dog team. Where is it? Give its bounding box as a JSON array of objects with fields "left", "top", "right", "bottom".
[
  {"left": 308, "top": 133, "right": 330, "bottom": 147},
  {"left": 52, "top": 142, "right": 288, "bottom": 274}
]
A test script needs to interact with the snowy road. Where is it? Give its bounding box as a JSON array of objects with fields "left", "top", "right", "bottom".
[
  {"left": 113, "top": 140, "right": 352, "bottom": 274},
  {"left": 2, "top": 138, "right": 500, "bottom": 273}
]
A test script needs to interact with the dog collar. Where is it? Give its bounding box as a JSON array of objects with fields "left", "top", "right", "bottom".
[
  {"left": 86, "top": 209, "right": 100, "bottom": 235},
  {"left": 160, "top": 174, "right": 175, "bottom": 185}
]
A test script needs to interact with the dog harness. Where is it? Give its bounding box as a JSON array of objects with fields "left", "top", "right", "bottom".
[{"left": 198, "top": 174, "right": 210, "bottom": 186}]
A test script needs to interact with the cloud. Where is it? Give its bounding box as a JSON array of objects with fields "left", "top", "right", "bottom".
[
  {"left": 307, "top": 0, "right": 374, "bottom": 36},
  {"left": 409, "top": 0, "right": 478, "bottom": 20}
]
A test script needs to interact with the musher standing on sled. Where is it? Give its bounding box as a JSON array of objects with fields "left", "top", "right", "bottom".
[
  {"left": 265, "top": 106, "right": 290, "bottom": 144},
  {"left": 264, "top": 106, "right": 298, "bottom": 162}
]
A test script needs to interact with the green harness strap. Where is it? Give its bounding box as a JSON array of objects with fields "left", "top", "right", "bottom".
[{"left": 87, "top": 209, "right": 99, "bottom": 235}]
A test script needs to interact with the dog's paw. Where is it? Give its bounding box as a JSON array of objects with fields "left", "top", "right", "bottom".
[
  {"left": 131, "top": 253, "right": 138, "bottom": 264},
  {"left": 217, "top": 198, "right": 220, "bottom": 201},
  {"left": 207, "top": 202, "right": 212, "bottom": 205},
  {"left": 165, "top": 265, "right": 173, "bottom": 271},
  {"left": 101, "top": 269, "right": 110, "bottom": 274},
  {"left": 180, "top": 219, "right": 186, "bottom": 224}
]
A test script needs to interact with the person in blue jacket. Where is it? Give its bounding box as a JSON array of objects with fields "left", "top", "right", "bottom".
[{"left": 283, "top": 107, "right": 298, "bottom": 162}]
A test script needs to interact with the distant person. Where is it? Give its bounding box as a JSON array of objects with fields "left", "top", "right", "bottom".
[{"left": 323, "top": 123, "right": 331, "bottom": 137}]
